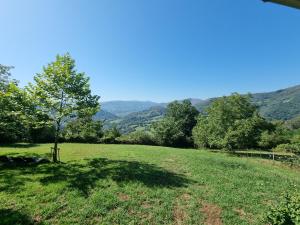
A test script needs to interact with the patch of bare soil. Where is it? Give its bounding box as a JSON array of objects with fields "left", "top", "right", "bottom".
[
  {"left": 173, "top": 193, "right": 191, "bottom": 225},
  {"left": 200, "top": 202, "right": 223, "bottom": 225},
  {"left": 141, "top": 201, "right": 152, "bottom": 209},
  {"left": 117, "top": 193, "right": 130, "bottom": 201},
  {"left": 173, "top": 204, "right": 187, "bottom": 225},
  {"left": 233, "top": 208, "right": 254, "bottom": 223}
]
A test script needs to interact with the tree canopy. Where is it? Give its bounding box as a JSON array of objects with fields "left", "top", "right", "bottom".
[
  {"left": 193, "top": 93, "right": 271, "bottom": 150},
  {"left": 28, "top": 53, "right": 100, "bottom": 162},
  {"left": 153, "top": 100, "right": 199, "bottom": 147},
  {"left": 0, "top": 65, "right": 36, "bottom": 143}
]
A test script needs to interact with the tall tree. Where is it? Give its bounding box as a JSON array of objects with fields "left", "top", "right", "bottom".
[
  {"left": 193, "top": 93, "right": 270, "bottom": 150},
  {"left": 28, "top": 53, "right": 100, "bottom": 162},
  {"left": 0, "top": 65, "right": 34, "bottom": 143},
  {"left": 153, "top": 100, "right": 199, "bottom": 147}
]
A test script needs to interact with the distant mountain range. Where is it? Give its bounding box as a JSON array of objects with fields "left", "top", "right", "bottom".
[
  {"left": 97, "top": 85, "right": 300, "bottom": 133},
  {"left": 100, "top": 101, "right": 165, "bottom": 117}
]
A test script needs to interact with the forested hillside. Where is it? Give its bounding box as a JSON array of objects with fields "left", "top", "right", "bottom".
[
  {"left": 252, "top": 85, "right": 300, "bottom": 120},
  {"left": 101, "top": 101, "right": 162, "bottom": 117},
  {"left": 100, "top": 85, "right": 300, "bottom": 133},
  {"left": 102, "top": 106, "right": 166, "bottom": 133}
]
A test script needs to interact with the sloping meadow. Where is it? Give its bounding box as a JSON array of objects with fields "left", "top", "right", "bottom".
[{"left": 0, "top": 143, "right": 299, "bottom": 225}]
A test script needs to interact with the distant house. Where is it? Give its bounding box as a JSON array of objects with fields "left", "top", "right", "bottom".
[{"left": 263, "top": 0, "right": 300, "bottom": 9}]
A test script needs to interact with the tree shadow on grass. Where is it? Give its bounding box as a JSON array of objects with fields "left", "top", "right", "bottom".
[
  {"left": 1, "top": 158, "right": 193, "bottom": 197},
  {"left": 0, "top": 208, "right": 43, "bottom": 225},
  {"left": 40, "top": 158, "right": 193, "bottom": 197}
]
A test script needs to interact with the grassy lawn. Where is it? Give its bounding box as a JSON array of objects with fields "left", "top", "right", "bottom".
[{"left": 0, "top": 144, "right": 299, "bottom": 225}]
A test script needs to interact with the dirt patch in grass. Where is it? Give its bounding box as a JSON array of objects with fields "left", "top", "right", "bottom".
[
  {"left": 173, "top": 204, "right": 187, "bottom": 225},
  {"left": 233, "top": 208, "right": 254, "bottom": 223},
  {"left": 34, "top": 215, "right": 42, "bottom": 223},
  {"left": 141, "top": 201, "right": 152, "bottom": 209},
  {"left": 173, "top": 193, "right": 191, "bottom": 225},
  {"left": 200, "top": 202, "right": 223, "bottom": 225},
  {"left": 234, "top": 208, "right": 246, "bottom": 218},
  {"left": 117, "top": 193, "right": 130, "bottom": 201},
  {"left": 181, "top": 193, "right": 191, "bottom": 201}
]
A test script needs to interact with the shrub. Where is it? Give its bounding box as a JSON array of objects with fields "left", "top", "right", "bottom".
[
  {"left": 259, "top": 124, "right": 290, "bottom": 150},
  {"left": 117, "top": 131, "right": 155, "bottom": 145},
  {"left": 63, "top": 119, "right": 103, "bottom": 143},
  {"left": 29, "top": 125, "right": 55, "bottom": 143},
  {"left": 273, "top": 143, "right": 300, "bottom": 154},
  {"left": 152, "top": 117, "right": 187, "bottom": 147},
  {"left": 100, "top": 126, "right": 121, "bottom": 144},
  {"left": 266, "top": 192, "right": 300, "bottom": 225},
  {"left": 291, "top": 133, "right": 300, "bottom": 144}
]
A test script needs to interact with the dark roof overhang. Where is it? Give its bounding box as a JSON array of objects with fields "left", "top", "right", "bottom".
[{"left": 263, "top": 0, "right": 300, "bottom": 9}]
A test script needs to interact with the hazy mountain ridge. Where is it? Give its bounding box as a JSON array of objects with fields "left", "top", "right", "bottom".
[
  {"left": 94, "top": 110, "right": 119, "bottom": 121},
  {"left": 101, "top": 101, "right": 163, "bottom": 117}
]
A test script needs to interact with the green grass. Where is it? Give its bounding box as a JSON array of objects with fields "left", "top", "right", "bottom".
[{"left": 0, "top": 144, "right": 299, "bottom": 225}]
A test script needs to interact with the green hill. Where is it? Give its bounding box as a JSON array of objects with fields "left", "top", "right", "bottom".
[
  {"left": 104, "top": 106, "right": 166, "bottom": 133},
  {"left": 194, "top": 85, "right": 300, "bottom": 120},
  {"left": 252, "top": 85, "right": 300, "bottom": 120},
  {"left": 94, "top": 110, "right": 119, "bottom": 121}
]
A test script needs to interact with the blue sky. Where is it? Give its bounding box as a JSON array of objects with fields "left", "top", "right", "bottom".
[{"left": 1, "top": 0, "right": 300, "bottom": 102}]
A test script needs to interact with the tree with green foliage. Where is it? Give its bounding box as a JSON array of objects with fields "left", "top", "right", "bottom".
[
  {"left": 28, "top": 53, "right": 100, "bottom": 162},
  {"left": 153, "top": 100, "right": 199, "bottom": 147},
  {"left": 258, "top": 122, "right": 290, "bottom": 149},
  {"left": 152, "top": 117, "right": 186, "bottom": 147},
  {"left": 117, "top": 130, "right": 155, "bottom": 145},
  {"left": 285, "top": 116, "right": 300, "bottom": 130},
  {"left": 0, "top": 64, "right": 16, "bottom": 89},
  {"left": 63, "top": 117, "right": 103, "bottom": 143},
  {"left": 193, "top": 93, "right": 270, "bottom": 150},
  {"left": 0, "top": 65, "right": 36, "bottom": 143}
]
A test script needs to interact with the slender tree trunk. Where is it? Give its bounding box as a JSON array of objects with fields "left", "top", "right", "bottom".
[
  {"left": 53, "top": 140, "right": 58, "bottom": 162},
  {"left": 53, "top": 120, "right": 60, "bottom": 162},
  {"left": 53, "top": 91, "right": 64, "bottom": 163}
]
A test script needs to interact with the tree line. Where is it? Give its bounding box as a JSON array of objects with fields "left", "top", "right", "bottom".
[
  {"left": 118, "top": 96, "right": 299, "bottom": 155},
  {"left": 1, "top": 54, "right": 300, "bottom": 161},
  {"left": 111, "top": 96, "right": 300, "bottom": 155}
]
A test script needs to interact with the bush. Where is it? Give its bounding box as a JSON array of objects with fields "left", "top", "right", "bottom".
[
  {"left": 100, "top": 126, "right": 121, "bottom": 144},
  {"left": 266, "top": 192, "right": 300, "bottom": 225},
  {"left": 291, "top": 135, "right": 300, "bottom": 144},
  {"left": 273, "top": 143, "right": 300, "bottom": 154},
  {"left": 259, "top": 124, "right": 290, "bottom": 150},
  {"left": 29, "top": 125, "right": 55, "bottom": 143},
  {"left": 117, "top": 131, "right": 155, "bottom": 145},
  {"left": 63, "top": 119, "right": 103, "bottom": 143},
  {"left": 152, "top": 117, "right": 187, "bottom": 147}
]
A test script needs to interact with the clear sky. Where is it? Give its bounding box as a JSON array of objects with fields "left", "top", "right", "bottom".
[{"left": 1, "top": 0, "right": 300, "bottom": 102}]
